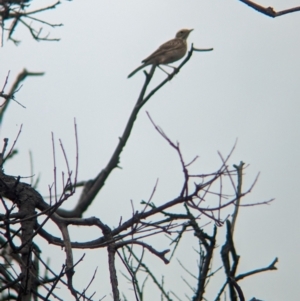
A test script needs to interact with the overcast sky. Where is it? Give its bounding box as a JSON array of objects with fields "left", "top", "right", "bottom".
[{"left": 0, "top": 0, "right": 299, "bottom": 300}]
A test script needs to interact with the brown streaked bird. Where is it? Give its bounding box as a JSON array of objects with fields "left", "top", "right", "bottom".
[{"left": 128, "top": 28, "right": 193, "bottom": 78}]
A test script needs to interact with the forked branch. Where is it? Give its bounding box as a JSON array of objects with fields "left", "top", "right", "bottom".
[{"left": 238, "top": 0, "right": 300, "bottom": 17}]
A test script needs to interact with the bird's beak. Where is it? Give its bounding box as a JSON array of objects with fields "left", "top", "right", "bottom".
[{"left": 189, "top": 29, "right": 194, "bottom": 33}]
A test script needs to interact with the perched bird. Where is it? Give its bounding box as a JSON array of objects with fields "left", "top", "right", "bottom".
[{"left": 128, "top": 28, "right": 193, "bottom": 78}]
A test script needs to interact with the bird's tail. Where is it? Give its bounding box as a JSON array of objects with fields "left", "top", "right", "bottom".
[{"left": 127, "top": 63, "right": 148, "bottom": 78}]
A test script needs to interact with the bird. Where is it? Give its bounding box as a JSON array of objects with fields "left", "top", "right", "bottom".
[{"left": 128, "top": 28, "right": 193, "bottom": 78}]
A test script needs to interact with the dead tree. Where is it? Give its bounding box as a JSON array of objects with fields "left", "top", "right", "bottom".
[
  {"left": 0, "top": 44, "right": 277, "bottom": 301},
  {"left": 0, "top": 0, "right": 63, "bottom": 46}
]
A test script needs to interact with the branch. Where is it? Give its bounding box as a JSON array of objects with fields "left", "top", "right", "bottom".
[
  {"left": 1, "top": 0, "right": 63, "bottom": 44},
  {"left": 58, "top": 44, "right": 212, "bottom": 218},
  {"left": 123, "top": 245, "right": 173, "bottom": 301},
  {"left": 235, "top": 257, "right": 278, "bottom": 281},
  {"left": 115, "top": 240, "right": 170, "bottom": 264},
  {"left": 238, "top": 0, "right": 300, "bottom": 17},
  {"left": 231, "top": 161, "right": 245, "bottom": 235},
  {"left": 0, "top": 69, "right": 44, "bottom": 125},
  {"left": 108, "top": 244, "right": 120, "bottom": 301}
]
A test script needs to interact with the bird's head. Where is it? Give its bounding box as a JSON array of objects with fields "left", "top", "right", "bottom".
[{"left": 175, "top": 29, "right": 193, "bottom": 40}]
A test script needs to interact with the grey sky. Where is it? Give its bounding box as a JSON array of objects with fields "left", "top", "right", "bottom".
[{"left": 0, "top": 0, "right": 299, "bottom": 300}]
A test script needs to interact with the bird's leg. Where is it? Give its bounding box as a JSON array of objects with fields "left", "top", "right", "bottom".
[
  {"left": 157, "top": 65, "right": 170, "bottom": 75},
  {"left": 158, "top": 64, "right": 178, "bottom": 76},
  {"left": 165, "top": 64, "right": 177, "bottom": 71}
]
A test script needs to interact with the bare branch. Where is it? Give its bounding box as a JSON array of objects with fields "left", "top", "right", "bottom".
[
  {"left": 0, "top": 69, "right": 44, "bottom": 124},
  {"left": 0, "top": 0, "right": 63, "bottom": 44},
  {"left": 115, "top": 240, "right": 170, "bottom": 264},
  {"left": 238, "top": 0, "right": 300, "bottom": 17}
]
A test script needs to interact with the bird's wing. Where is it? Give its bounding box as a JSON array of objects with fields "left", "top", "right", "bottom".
[
  {"left": 158, "top": 38, "right": 183, "bottom": 51},
  {"left": 142, "top": 38, "right": 183, "bottom": 63}
]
